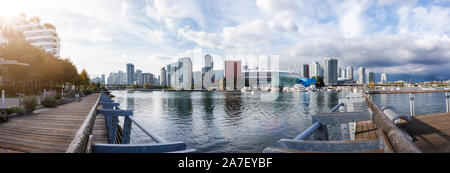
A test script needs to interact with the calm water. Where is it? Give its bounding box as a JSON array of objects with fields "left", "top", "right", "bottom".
[{"left": 111, "top": 90, "right": 448, "bottom": 153}]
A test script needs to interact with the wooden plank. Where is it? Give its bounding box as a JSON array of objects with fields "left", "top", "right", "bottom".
[
  {"left": 400, "top": 112, "right": 450, "bottom": 153},
  {"left": 0, "top": 93, "right": 101, "bottom": 153}
]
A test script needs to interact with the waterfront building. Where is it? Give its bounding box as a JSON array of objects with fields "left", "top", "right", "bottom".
[
  {"left": 101, "top": 74, "right": 105, "bottom": 85},
  {"left": 142, "top": 73, "right": 153, "bottom": 85},
  {"left": 324, "top": 58, "right": 338, "bottom": 86},
  {"left": 381, "top": 73, "right": 388, "bottom": 84},
  {"left": 367, "top": 71, "right": 375, "bottom": 84},
  {"left": 126, "top": 63, "right": 135, "bottom": 85},
  {"left": 309, "top": 61, "right": 321, "bottom": 78},
  {"left": 202, "top": 54, "right": 213, "bottom": 73},
  {"left": 107, "top": 72, "right": 117, "bottom": 85},
  {"left": 202, "top": 55, "right": 216, "bottom": 90},
  {"left": 160, "top": 67, "right": 167, "bottom": 86},
  {"left": 346, "top": 66, "right": 353, "bottom": 81},
  {"left": 302, "top": 64, "right": 309, "bottom": 78},
  {"left": 358, "top": 66, "right": 366, "bottom": 85},
  {"left": 118, "top": 70, "right": 126, "bottom": 85},
  {"left": 166, "top": 64, "right": 172, "bottom": 87},
  {"left": 169, "top": 57, "right": 193, "bottom": 90},
  {"left": 225, "top": 60, "right": 243, "bottom": 90},
  {"left": 14, "top": 15, "right": 61, "bottom": 56},
  {"left": 136, "top": 69, "right": 143, "bottom": 85}
]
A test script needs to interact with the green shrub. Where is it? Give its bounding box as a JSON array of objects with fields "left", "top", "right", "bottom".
[
  {"left": 5, "top": 106, "right": 25, "bottom": 115},
  {"left": 42, "top": 96, "right": 58, "bottom": 108},
  {"left": 83, "top": 90, "right": 91, "bottom": 95},
  {"left": 22, "top": 96, "right": 38, "bottom": 113},
  {"left": 0, "top": 110, "right": 8, "bottom": 122},
  {"left": 55, "top": 93, "right": 62, "bottom": 100}
]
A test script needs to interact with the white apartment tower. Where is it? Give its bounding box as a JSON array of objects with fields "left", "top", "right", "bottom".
[
  {"left": 14, "top": 15, "right": 61, "bottom": 56},
  {"left": 324, "top": 58, "right": 338, "bottom": 86},
  {"left": 358, "top": 66, "right": 366, "bottom": 84},
  {"left": 346, "top": 66, "right": 354, "bottom": 81}
]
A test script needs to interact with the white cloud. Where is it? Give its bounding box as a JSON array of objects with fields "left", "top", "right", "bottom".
[
  {"left": 148, "top": 29, "right": 165, "bottom": 43},
  {"left": 90, "top": 28, "right": 112, "bottom": 43}
]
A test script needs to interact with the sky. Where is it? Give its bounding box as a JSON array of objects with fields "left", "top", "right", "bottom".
[{"left": 0, "top": 0, "right": 449, "bottom": 81}]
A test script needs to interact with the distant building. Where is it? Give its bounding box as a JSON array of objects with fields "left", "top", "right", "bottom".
[
  {"left": 142, "top": 73, "right": 153, "bottom": 85},
  {"left": 346, "top": 66, "right": 353, "bottom": 81},
  {"left": 126, "top": 63, "right": 135, "bottom": 85},
  {"left": 166, "top": 64, "right": 172, "bottom": 87},
  {"left": 324, "top": 58, "right": 338, "bottom": 86},
  {"left": 225, "top": 60, "right": 243, "bottom": 90},
  {"left": 169, "top": 57, "right": 193, "bottom": 90},
  {"left": 135, "top": 69, "right": 142, "bottom": 85},
  {"left": 358, "top": 66, "right": 366, "bottom": 85},
  {"left": 367, "top": 71, "right": 375, "bottom": 84},
  {"left": 381, "top": 73, "right": 388, "bottom": 84},
  {"left": 309, "top": 61, "right": 322, "bottom": 78},
  {"left": 302, "top": 64, "right": 309, "bottom": 78},
  {"left": 100, "top": 74, "right": 105, "bottom": 85},
  {"left": 160, "top": 67, "right": 167, "bottom": 86},
  {"left": 202, "top": 54, "right": 213, "bottom": 73}
]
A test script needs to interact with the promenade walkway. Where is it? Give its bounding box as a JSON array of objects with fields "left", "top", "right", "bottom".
[{"left": 0, "top": 93, "right": 100, "bottom": 153}]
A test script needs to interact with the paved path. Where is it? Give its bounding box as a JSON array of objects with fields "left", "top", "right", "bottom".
[{"left": 0, "top": 93, "right": 100, "bottom": 153}]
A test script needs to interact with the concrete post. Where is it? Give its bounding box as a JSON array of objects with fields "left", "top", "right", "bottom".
[
  {"left": 1, "top": 90, "right": 5, "bottom": 109},
  {"left": 43, "top": 89, "right": 47, "bottom": 98},
  {"left": 61, "top": 89, "right": 64, "bottom": 98},
  {"left": 446, "top": 92, "right": 449, "bottom": 113},
  {"left": 409, "top": 93, "right": 415, "bottom": 117}
]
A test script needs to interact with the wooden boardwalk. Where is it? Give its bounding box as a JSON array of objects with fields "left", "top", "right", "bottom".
[
  {"left": 0, "top": 93, "right": 100, "bottom": 153},
  {"left": 400, "top": 112, "right": 450, "bottom": 153},
  {"left": 355, "top": 120, "right": 379, "bottom": 141}
]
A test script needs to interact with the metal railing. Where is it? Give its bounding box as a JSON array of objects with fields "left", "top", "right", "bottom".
[
  {"left": 293, "top": 103, "right": 344, "bottom": 140},
  {"left": 93, "top": 90, "right": 195, "bottom": 153}
]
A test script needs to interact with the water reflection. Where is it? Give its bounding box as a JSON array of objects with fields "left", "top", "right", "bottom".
[{"left": 112, "top": 90, "right": 350, "bottom": 152}]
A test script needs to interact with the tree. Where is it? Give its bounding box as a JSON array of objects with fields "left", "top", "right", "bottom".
[
  {"left": 78, "top": 69, "right": 90, "bottom": 89},
  {"left": 312, "top": 76, "right": 325, "bottom": 88}
]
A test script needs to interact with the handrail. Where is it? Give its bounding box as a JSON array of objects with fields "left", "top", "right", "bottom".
[
  {"left": 364, "top": 93, "right": 421, "bottom": 153},
  {"left": 98, "top": 91, "right": 168, "bottom": 144},
  {"left": 129, "top": 116, "right": 168, "bottom": 143},
  {"left": 66, "top": 93, "right": 101, "bottom": 153}
]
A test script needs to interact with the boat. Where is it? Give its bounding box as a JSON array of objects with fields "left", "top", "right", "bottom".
[{"left": 293, "top": 84, "right": 307, "bottom": 92}]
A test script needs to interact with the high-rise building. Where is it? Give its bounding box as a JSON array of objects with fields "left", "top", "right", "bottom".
[
  {"left": 310, "top": 61, "right": 321, "bottom": 78},
  {"left": 202, "top": 55, "right": 216, "bottom": 90},
  {"left": 14, "top": 15, "right": 61, "bottom": 56},
  {"left": 126, "top": 63, "right": 135, "bottom": 85},
  {"left": 142, "top": 73, "right": 153, "bottom": 85},
  {"left": 367, "top": 71, "right": 375, "bottom": 84},
  {"left": 169, "top": 57, "right": 193, "bottom": 90},
  {"left": 381, "top": 73, "right": 388, "bottom": 84},
  {"left": 324, "top": 58, "right": 338, "bottom": 86},
  {"left": 101, "top": 74, "right": 105, "bottom": 85},
  {"left": 160, "top": 67, "right": 167, "bottom": 86},
  {"left": 166, "top": 64, "right": 172, "bottom": 87},
  {"left": 135, "top": 69, "right": 143, "bottom": 85},
  {"left": 225, "top": 60, "right": 243, "bottom": 90},
  {"left": 346, "top": 66, "right": 353, "bottom": 81},
  {"left": 358, "top": 66, "right": 366, "bottom": 85},
  {"left": 302, "top": 64, "right": 309, "bottom": 78},
  {"left": 202, "top": 54, "right": 213, "bottom": 73}
]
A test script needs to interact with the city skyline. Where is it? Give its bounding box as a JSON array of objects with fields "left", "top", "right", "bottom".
[{"left": 1, "top": 0, "right": 449, "bottom": 82}]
